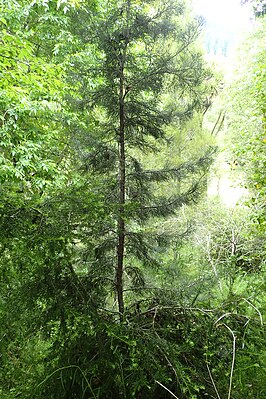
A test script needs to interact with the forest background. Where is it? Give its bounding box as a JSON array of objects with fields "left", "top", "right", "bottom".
[{"left": 0, "top": 0, "right": 265, "bottom": 398}]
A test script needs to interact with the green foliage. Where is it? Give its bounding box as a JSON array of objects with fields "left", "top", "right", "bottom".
[
  {"left": 64, "top": 0, "right": 216, "bottom": 319},
  {"left": 0, "top": 0, "right": 71, "bottom": 202},
  {"left": 1, "top": 1, "right": 265, "bottom": 399},
  {"left": 213, "top": 19, "right": 266, "bottom": 396},
  {"left": 225, "top": 17, "right": 266, "bottom": 226}
]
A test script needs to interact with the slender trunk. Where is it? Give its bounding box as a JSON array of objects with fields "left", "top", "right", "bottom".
[
  {"left": 116, "top": 68, "right": 126, "bottom": 321},
  {"left": 116, "top": 0, "right": 131, "bottom": 322}
]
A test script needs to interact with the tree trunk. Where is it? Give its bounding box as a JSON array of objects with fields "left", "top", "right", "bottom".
[
  {"left": 116, "top": 67, "right": 126, "bottom": 321},
  {"left": 116, "top": 0, "right": 131, "bottom": 322}
]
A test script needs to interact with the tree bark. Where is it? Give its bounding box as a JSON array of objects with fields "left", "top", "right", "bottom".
[
  {"left": 116, "top": 0, "right": 131, "bottom": 321},
  {"left": 116, "top": 63, "right": 126, "bottom": 321}
]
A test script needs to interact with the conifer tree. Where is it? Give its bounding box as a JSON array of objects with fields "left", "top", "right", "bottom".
[{"left": 67, "top": 0, "right": 215, "bottom": 319}]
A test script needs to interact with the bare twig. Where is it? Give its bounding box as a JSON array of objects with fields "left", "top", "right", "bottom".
[
  {"left": 243, "top": 298, "right": 263, "bottom": 326},
  {"left": 206, "top": 233, "right": 223, "bottom": 293},
  {"left": 215, "top": 323, "right": 236, "bottom": 399},
  {"left": 214, "top": 313, "right": 232, "bottom": 324},
  {"left": 211, "top": 110, "right": 226, "bottom": 136},
  {"left": 154, "top": 331, "right": 178, "bottom": 384},
  {"left": 152, "top": 306, "right": 158, "bottom": 328},
  {"left": 205, "top": 360, "right": 221, "bottom": 399},
  {"left": 155, "top": 380, "right": 179, "bottom": 399}
]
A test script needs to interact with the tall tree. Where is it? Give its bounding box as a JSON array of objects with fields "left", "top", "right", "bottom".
[
  {"left": 66, "top": 0, "right": 215, "bottom": 320},
  {"left": 0, "top": 1, "right": 219, "bottom": 397}
]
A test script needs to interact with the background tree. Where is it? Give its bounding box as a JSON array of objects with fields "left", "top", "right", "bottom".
[
  {"left": 225, "top": 16, "right": 266, "bottom": 236},
  {"left": 0, "top": 1, "right": 95, "bottom": 396},
  {"left": 241, "top": 0, "right": 266, "bottom": 17}
]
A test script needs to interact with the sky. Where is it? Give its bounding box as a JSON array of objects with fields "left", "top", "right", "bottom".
[
  {"left": 192, "top": 0, "right": 253, "bottom": 56},
  {"left": 192, "top": 0, "right": 252, "bottom": 29}
]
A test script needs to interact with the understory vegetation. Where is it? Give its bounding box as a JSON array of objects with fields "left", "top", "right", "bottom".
[{"left": 0, "top": 0, "right": 265, "bottom": 398}]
